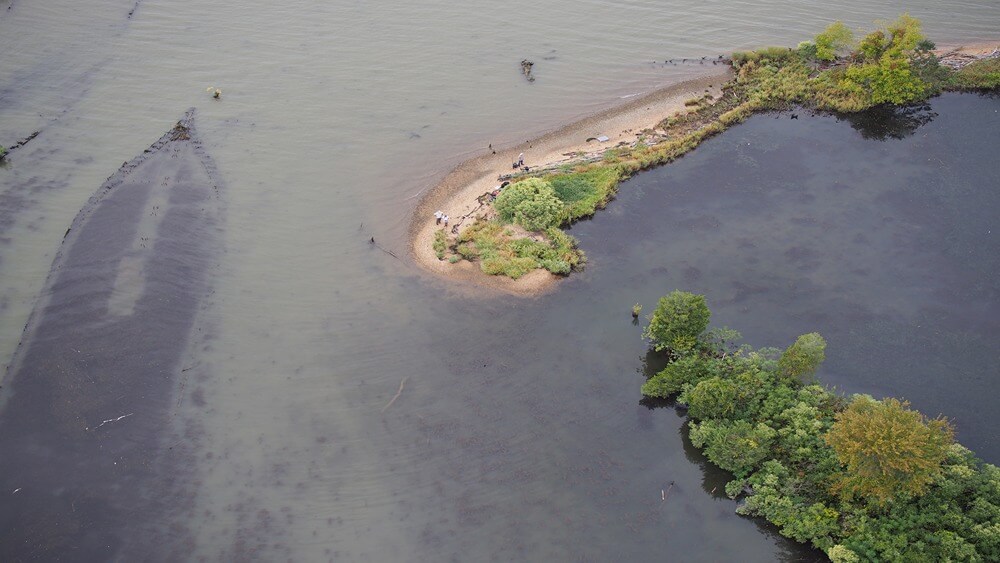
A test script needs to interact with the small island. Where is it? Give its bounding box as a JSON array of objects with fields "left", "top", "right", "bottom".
[
  {"left": 411, "top": 14, "right": 999, "bottom": 296},
  {"left": 637, "top": 290, "right": 1000, "bottom": 562}
]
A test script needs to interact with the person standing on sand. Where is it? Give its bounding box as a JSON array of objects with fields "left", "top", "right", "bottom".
[
  {"left": 443, "top": 215, "right": 449, "bottom": 227},
  {"left": 517, "top": 152, "right": 524, "bottom": 167},
  {"left": 434, "top": 210, "right": 442, "bottom": 224}
]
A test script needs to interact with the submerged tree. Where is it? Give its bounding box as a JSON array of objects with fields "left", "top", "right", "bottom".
[
  {"left": 643, "top": 290, "right": 710, "bottom": 353},
  {"left": 825, "top": 396, "right": 953, "bottom": 505}
]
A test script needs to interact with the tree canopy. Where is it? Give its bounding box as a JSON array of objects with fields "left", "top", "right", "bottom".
[
  {"left": 642, "top": 290, "right": 710, "bottom": 353},
  {"left": 824, "top": 396, "right": 954, "bottom": 505},
  {"left": 842, "top": 13, "right": 928, "bottom": 105},
  {"left": 493, "top": 178, "right": 564, "bottom": 232},
  {"left": 814, "top": 21, "right": 854, "bottom": 61},
  {"left": 778, "top": 332, "right": 826, "bottom": 381}
]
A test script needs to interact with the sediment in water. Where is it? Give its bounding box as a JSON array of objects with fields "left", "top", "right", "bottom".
[{"left": 0, "top": 109, "right": 223, "bottom": 560}]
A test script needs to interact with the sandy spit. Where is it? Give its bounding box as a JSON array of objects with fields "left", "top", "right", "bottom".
[{"left": 409, "top": 69, "right": 734, "bottom": 298}]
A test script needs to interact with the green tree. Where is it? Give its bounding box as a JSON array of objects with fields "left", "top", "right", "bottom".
[
  {"left": 840, "top": 14, "right": 930, "bottom": 107},
  {"left": 690, "top": 419, "right": 776, "bottom": 477},
  {"left": 844, "top": 53, "right": 925, "bottom": 105},
  {"left": 778, "top": 332, "right": 826, "bottom": 381},
  {"left": 814, "top": 21, "right": 854, "bottom": 62},
  {"left": 493, "top": 178, "right": 564, "bottom": 231},
  {"left": 857, "top": 30, "right": 888, "bottom": 62},
  {"left": 641, "top": 354, "right": 716, "bottom": 398},
  {"left": 827, "top": 545, "right": 861, "bottom": 563},
  {"left": 642, "top": 290, "right": 710, "bottom": 353},
  {"left": 683, "top": 376, "right": 739, "bottom": 420},
  {"left": 885, "top": 13, "right": 923, "bottom": 53},
  {"left": 825, "top": 396, "right": 954, "bottom": 505}
]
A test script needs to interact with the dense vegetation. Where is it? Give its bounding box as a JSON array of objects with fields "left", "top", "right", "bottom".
[
  {"left": 433, "top": 168, "right": 616, "bottom": 276},
  {"left": 453, "top": 220, "right": 583, "bottom": 278},
  {"left": 641, "top": 291, "right": 1000, "bottom": 562},
  {"left": 437, "top": 14, "right": 999, "bottom": 280}
]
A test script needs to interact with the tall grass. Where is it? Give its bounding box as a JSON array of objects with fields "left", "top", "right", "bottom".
[{"left": 548, "top": 167, "right": 623, "bottom": 222}]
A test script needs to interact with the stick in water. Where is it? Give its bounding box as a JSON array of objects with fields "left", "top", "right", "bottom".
[
  {"left": 381, "top": 376, "right": 409, "bottom": 412},
  {"left": 662, "top": 481, "right": 674, "bottom": 502}
]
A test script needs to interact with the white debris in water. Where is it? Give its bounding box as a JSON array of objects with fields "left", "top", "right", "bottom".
[{"left": 87, "top": 413, "right": 134, "bottom": 431}]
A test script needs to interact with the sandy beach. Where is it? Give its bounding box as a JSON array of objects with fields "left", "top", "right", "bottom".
[{"left": 410, "top": 70, "right": 733, "bottom": 297}]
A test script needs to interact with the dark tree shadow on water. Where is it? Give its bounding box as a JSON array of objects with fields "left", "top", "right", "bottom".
[
  {"left": 637, "top": 348, "right": 669, "bottom": 378},
  {"left": 838, "top": 103, "right": 937, "bottom": 141},
  {"left": 637, "top": 349, "right": 674, "bottom": 412}
]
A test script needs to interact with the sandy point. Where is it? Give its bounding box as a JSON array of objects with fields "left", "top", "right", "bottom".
[{"left": 409, "top": 69, "right": 734, "bottom": 298}]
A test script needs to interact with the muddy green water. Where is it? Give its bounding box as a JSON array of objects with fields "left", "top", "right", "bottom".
[{"left": 0, "top": 0, "right": 998, "bottom": 560}]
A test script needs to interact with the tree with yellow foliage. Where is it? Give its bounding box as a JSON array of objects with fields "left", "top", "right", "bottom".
[{"left": 824, "top": 396, "right": 953, "bottom": 505}]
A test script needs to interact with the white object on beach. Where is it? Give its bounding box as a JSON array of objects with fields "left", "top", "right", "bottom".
[
  {"left": 434, "top": 210, "right": 443, "bottom": 219},
  {"left": 596, "top": 135, "right": 610, "bottom": 142}
]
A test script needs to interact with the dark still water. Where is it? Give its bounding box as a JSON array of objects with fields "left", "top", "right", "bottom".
[{"left": 567, "top": 92, "right": 1000, "bottom": 461}]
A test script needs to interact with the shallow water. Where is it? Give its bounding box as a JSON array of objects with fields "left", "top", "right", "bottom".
[{"left": 0, "top": 0, "right": 999, "bottom": 559}]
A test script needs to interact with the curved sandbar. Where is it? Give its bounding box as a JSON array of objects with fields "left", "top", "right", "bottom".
[{"left": 410, "top": 70, "right": 733, "bottom": 297}]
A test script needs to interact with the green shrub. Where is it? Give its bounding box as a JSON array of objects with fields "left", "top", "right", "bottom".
[
  {"left": 827, "top": 545, "right": 861, "bottom": 563},
  {"left": 494, "top": 178, "right": 564, "bottom": 231},
  {"left": 642, "top": 290, "right": 710, "bottom": 353},
  {"left": 481, "top": 255, "right": 537, "bottom": 278},
  {"left": 456, "top": 242, "right": 478, "bottom": 260},
  {"left": 683, "top": 377, "right": 739, "bottom": 420},
  {"left": 548, "top": 167, "right": 622, "bottom": 221},
  {"left": 814, "top": 21, "right": 854, "bottom": 62},
  {"left": 456, "top": 219, "right": 584, "bottom": 278},
  {"left": 641, "top": 354, "right": 716, "bottom": 398},
  {"left": 778, "top": 332, "right": 826, "bottom": 382},
  {"left": 952, "top": 58, "right": 1000, "bottom": 89},
  {"left": 797, "top": 41, "right": 818, "bottom": 60},
  {"left": 433, "top": 229, "right": 447, "bottom": 260},
  {"left": 885, "top": 13, "right": 924, "bottom": 53},
  {"left": 731, "top": 46, "right": 798, "bottom": 69},
  {"left": 843, "top": 54, "right": 926, "bottom": 105},
  {"left": 858, "top": 30, "right": 888, "bottom": 62},
  {"left": 690, "top": 419, "right": 777, "bottom": 477}
]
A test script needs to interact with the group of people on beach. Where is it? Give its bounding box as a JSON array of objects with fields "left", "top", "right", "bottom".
[
  {"left": 432, "top": 150, "right": 532, "bottom": 238},
  {"left": 512, "top": 152, "right": 528, "bottom": 171},
  {"left": 434, "top": 210, "right": 449, "bottom": 227}
]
